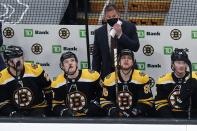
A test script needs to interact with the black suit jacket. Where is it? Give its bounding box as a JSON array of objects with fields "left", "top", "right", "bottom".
[
  {"left": 0, "top": 22, "right": 5, "bottom": 71},
  {"left": 92, "top": 20, "right": 140, "bottom": 79},
  {"left": 0, "top": 22, "right": 2, "bottom": 47}
]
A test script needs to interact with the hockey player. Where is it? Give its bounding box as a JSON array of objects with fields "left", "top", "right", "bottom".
[
  {"left": 51, "top": 52, "right": 103, "bottom": 117},
  {"left": 0, "top": 45, "right": 52, "bottom": 117},
  {"left": 155, "top": 48, "right": 197, "bottom": 118},
  {"left": 100, "top": 49, "right": 154, "bottom": 117}
]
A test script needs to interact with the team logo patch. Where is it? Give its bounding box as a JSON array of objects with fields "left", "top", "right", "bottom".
[
  {"left": 68, "top": 91, "right": 87, "bottom": 111},
  {"left": 31, "top": 43, "right": 43, "bottom": 55},
  {"left": 143, "top": 45, "right": 154, "bottom": 56},
  {"left": 59, "top": 28, "right": 70, "bottom": 39},
  {"left": 13, "top": 87, "right": 33, "bottom": 108},
  {"left": 169, "top": 85, "right": 181, "bottom": 109},
  {"left": 3, "top": 27, "right": 14, "bottom": 38},
  {"left": 117, "top": 91, "right": 133, "bottom": 110},
  {"left": 170, "top": 29, "right": 182, "bottom": 40}
]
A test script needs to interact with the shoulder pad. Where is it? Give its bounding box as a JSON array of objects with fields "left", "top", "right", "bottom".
[
  {"left": 24, "top": 62, "right": 43, "bottom": 77},
  {"left": 81, "top": 69, "right": 100, "bottom": 82},
  {"left": 156, "top": 73, "right": 174, "bottom": 85},
  {"left": 0, "top": 68, "right": 14, "bottom": 85},
  {"left": 51, "top": 73, "right": 66, "bottom": 88},
  {"left": 103, "top": 72, "right": 115, "bottom": 87},
  {"left": 192, "top": 72, "right": 197, "bottom": 79},
  {"left": 132, "top": 70, "right": 149, "bottom": 84}
]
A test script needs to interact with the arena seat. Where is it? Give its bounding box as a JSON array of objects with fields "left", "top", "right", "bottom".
[
  {"left": 128, "top": 0, "right": 171, "bottom": 12},
  {"left": 81, "top": 0, "right": 171, "bottom": 25},
  {"left": 129, "top": 17, "right": 165, "bottom": 25},
  {"left": 89, "top": 0, "right": 105, "bottom": 13}
]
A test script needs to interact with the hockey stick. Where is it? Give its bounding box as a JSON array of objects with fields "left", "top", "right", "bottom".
[
  {"left": 112, "top": 35, "right": 119, "bottom": 104},
  {"left": 187, "top": 58, "right": 192, "bottom": 120},
  {"left": 15, "top": 61, "right": 22, "bottom": 116}
]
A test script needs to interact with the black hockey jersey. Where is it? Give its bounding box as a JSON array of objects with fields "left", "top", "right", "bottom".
[
  {"left": 100, "top": 69, "right": 154, "bottom": 117},
  {"left": 0, "top": 62, "right": 51, "bottom": 116},
  {"left": 51, "top": 69, "right": 102, "bottom": 117},
  {"left": 155, "top": 72, "right": 197, "bottom": 118}
]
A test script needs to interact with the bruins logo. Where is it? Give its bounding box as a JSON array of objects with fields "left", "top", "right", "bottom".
[
  {"left": 68, "top": 91, "right": 87, "bottom": 111},
  {"left": 3, "top": 27, "right": 14, "bottom": 38},
  {"left": 170, "top": 29, "right": 182, "bottom": 40},
  {"left": 13, "top": 87, "right": 33, "bottom": 107},
  {"left": 168, "top": 88, "right": 181, "bottom": 109},
  {"left": 143, "top": 45, "right": 154, "bottom": 56},
  {"left": 59, "top": 28, "right": 70, "bottom": 39},
  {"left": 117, "top": 91, "right": 132, "bottom": 110},
  {"left": 31, "top": 43, "right": 43, "bottom": 55}
]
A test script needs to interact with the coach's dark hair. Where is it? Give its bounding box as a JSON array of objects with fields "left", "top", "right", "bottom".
[{"left": 104, "top": 4, "right": 119, "bottom": 15}]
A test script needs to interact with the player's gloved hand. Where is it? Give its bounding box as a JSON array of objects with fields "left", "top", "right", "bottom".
[
  {"left": 60, "top": 108, "right": 73, "bottom": 117},
  {"left": 108, "top": 107, "right": 120, "bottom": 117},
  {"left": 9, "top": 111, "right": 21, "bottom": 117},
  {"left": 126, "top": 108, "right": 142, "bottom": 117},
  {"left": 178, "top": 78, "right": 197, "bottom": 109}
]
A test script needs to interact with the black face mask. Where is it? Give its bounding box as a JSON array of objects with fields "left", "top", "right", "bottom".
[{"left": 107, "top": 18, "right": 118, "bottom": 27}]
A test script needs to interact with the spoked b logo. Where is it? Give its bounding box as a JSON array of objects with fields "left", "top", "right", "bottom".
[
  {"left": 143, "top": 45, "right": 154, "bottom": 56},
  {"left": 31, "top": 43, "right": 43, "bottom": 55},
  {"left": 3, "top": 27, "right": 14, "bottom": 38},
  {"left": 59, "top": 28, "right": 70, "bottom": 39},
  {"left": 170, "top": 29, "right": 181, "bottom": 40}
]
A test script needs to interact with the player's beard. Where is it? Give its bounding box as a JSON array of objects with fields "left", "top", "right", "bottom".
[
  {"left": 68, "top": 66, "right": 78, "bottom": 75},
  {"left": 120, "top": 62, "right": 133, "bottom": 71}
]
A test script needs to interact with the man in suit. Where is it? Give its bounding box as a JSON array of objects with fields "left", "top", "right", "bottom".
[
  {"left": 0, "top": 22, "right": 6, "bottom": 71},
  {"left": 92, "top": 4, "right": 140, "bottom": 79}
]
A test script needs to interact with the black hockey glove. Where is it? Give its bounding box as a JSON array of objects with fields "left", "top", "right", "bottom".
[
  {"left": 179, "top": 78, "right": 197, "bottom": 109},
  {"left": 60, "top": 108, "right": 73, "bottom": 117},
  {"left": 108, "top": 107, "right": 120, "bottom": 117},
  {"left": 9, "top": 111, "right": 21, "bottom": 117}
]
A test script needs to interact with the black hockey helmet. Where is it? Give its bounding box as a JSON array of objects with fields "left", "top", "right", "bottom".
[
  {"left": 60, "top": 51, "right": 78, "bottom": 64},
  {"left": 118, "top": 49, "right": 134, "bottom": 62},
  {"left": 171, "top": 48, "right": 189, "bottom": 64},
  {"left": 3, "top": 45, "right": 23, "bottom": 60}
]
